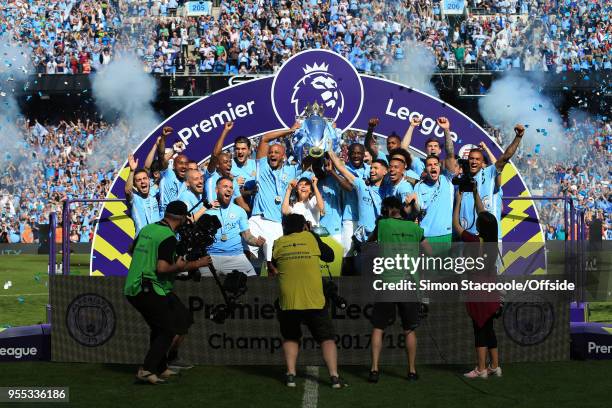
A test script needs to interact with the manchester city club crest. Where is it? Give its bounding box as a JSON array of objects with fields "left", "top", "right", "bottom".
[
  {"left": 503, "top": 300, "right": 555, "bottom": 346},
  {"left": 66, "top": 293, "right": 116, "bottom": 347},
  {"left": 271, "top": 49, "right": 364, "bottom": 131}
]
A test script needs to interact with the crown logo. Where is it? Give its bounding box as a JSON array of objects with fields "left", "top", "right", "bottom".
[
  {"left": 302, "top": 62, "right": 329, "bottom": 75},
  {"left": 303, "top": 101, "right": 326, "bottom": 117}
]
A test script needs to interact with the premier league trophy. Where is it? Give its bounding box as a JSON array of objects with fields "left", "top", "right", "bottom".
[{"left": 287, "top": 101, "right": 341, "bottom": 164}]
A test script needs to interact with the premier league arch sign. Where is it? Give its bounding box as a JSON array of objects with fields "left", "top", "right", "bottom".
[{"left": 91, "top": 50, "right": 545, "bottom": 277}]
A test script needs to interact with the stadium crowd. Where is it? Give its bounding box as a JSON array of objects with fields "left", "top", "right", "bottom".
[
  {"left": 0, "top": 113, "right": 610, "bottom": 243},
  {"left": 2, "top": 0, "right": 610, "bottom": 74},
  {"left": 0, "top": 118, "right": 117, "bottom": 243}
]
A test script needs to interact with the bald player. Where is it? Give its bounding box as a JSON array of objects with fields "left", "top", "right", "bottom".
[
  {"left": 177, "top": 169, "right": 207, "bottom": 221},
  {"left": 249, "top": 122, "right": 302, "bottom": 268}
]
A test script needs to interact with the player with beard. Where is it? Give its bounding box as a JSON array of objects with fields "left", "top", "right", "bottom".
[
  {"left": 177, "top": 169, "right": 208, "bottom": 221},
  {"left": 199, "top": 177, "right": 265, "bottom": 276},
  {"left": 206, "top": 122, "right": 251, "bottom": 213},
  {"left": 459, "top": 124, "right": 525, "bottom": 239},
  {"left": 231, "top": 136, "right": 257, "bottom": 209},
  {"left": 340, "top": 143, "right": 370, "bottom": 255},
  {"left": 249, "top": 122, "right": 302, "bottom": 269},
  {"left": 158, "top": 127, "right": 189, "bottom": 215},
  {"left": 329, "top": 149, "right": 388, "bottom": 244},
  {"left": 125, "top": 153, "right": 161, "bottom": 235},
  {"left": 208, "top": 121, "right": 257, "bottom": 209},
  {"left": 401, "top": 116, "right": 445, "bottom": 176},
  {"left": 408, "top": 117, "right": 458, "bottom": 243}
]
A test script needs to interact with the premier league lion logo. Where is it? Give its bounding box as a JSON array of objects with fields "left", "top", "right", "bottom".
[
  {"left": 271, "top": 49, "right": 363, "bottom": 131},
  {"left": 291, "top": 63, "right": 344, "bottom": 122}
]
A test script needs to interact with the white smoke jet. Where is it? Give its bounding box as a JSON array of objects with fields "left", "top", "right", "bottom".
[
  {"left": 90, "top": 53, "right": 160, "bottom": 171},
  {"left": 393, "top": 40, "right": 439, "bottom": 98},
  {"left": 478, "top": 72, "right": 564, "bottom": 158},
  {"left": 0, "top": 34, "right": 32, "bottom": 166}
]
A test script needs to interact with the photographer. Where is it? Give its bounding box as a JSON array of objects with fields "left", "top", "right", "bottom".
[
  {"left": 271, "top": 214, "right": 347, "bottom": 389},
  {"left": 200, "top": 177, "right": 265, "bottom": 276},
  {"left": 453, "top": 187, "right": 502, "bottom": 379},
  {"left": 367, "top": 197, "right": 431, "bottom": 383},
  {"left": 124, "top": 201, "right": 212, "bottom": 384},
  {"left": 459, "top": 124, "right": 525, "bottom": 239}
]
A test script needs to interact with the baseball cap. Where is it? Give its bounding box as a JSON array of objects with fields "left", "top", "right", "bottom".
[{"left": 165, "top": 201, "right": 189, "bottom": 216}]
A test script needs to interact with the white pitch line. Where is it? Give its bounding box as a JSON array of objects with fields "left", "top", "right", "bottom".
[
  {"left": 0, "top": 293, "right": 48, "bottom": 297},
  {"left": 302, "top": 366, "right": 319, "bottom": 408}
]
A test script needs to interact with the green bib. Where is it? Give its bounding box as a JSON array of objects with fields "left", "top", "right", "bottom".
[
  {"left": 124, "top": 222, "right": 176, "bottom": 296},
  {"left": 377, "top": 218, "right": 424, "bottom": 284}
]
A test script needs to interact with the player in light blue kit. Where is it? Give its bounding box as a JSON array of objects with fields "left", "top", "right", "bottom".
[
  {"left": 410, "top": 117, "right": 458, "bottom": 244},
  {"left": 177, "top": 169, "right": 207, "bottom": 221},
  {"left": 459, "top": 124, "right": 525, "bottom": 240},
  {"left": 205, "top": 122, "right": 251, "bottom": 213},
  {"left": 157, "top": 127, "right": 189, "bottom": 215},
  {"left": 125, "top": 153, "right": 161, "bottom": 235},
  {"left": 400, "top": 116, "right": 444, "bottom": 177},
  {"left": 249, "top": 122, "right": 302, "bottom": 267},
  {"left": 200, "top": 177, "right": 265, "bottom": 276},
  {"left": 318, "top": 158, "right": 352, "bottom": 245},
  {"left": 340, "top": 143, "right": 370, "bottom": 255},
  {"left": 329, "top": 149, "right": 388, "bottom": 242},
  {"left": 230, "top": 136, "right": 257, "bottom": 210}
]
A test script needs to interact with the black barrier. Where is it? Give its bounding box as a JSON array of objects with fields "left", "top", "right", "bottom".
[{"left": 50, "top": 276, "right": 569, "bottom": 365}]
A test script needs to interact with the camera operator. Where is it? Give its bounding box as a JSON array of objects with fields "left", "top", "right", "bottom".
[
  {"left": 124, "top": 201, "right": 212, "bottom": 384},
  {"left": 270, "top": 214, "right": 347, "bottom": 389},
  {"left": 453, "top": 186, "right": 502, "bottom": 379},
  {"left": 366, "top": 196, "right": 432, "bottom": 383},
  {"left": 199, "top": 177, "right": 265, "bottom": 276},
  {"left": 459, "top": 125, "right": 525, "bottom": 239}
]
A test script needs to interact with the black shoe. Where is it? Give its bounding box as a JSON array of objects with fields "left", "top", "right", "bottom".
[
  {"left": 368, "top": 370, "right": 379, "bottom": 383},
  {"left": 330, "top": 376, "right": 348, "bottom": 389},
  {"left": 285, "top": 373, "right": 296, "bottom": 387},
  {"left": 407, "top": 372, "right": 419, "bottom": 382}
]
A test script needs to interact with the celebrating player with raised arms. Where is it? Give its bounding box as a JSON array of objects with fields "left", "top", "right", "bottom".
[{"left": 249, "top": 122, "right": 302, "bottom": 268}]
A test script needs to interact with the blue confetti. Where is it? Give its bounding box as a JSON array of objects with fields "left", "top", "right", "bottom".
[
  {"left": 547, "top": 118, "right": 552, "bottom": 122},
  {"left": 563, "top": 86, "right": 569, "bottom": 90},
  {"left": 17, "top": 296, "right": 25, "bottom": 304},
  {"left": 536, "top": 129, "right": 541, "bottom": 133},
  {"left": 535, "top": 144, "right": 541, "bottom": 154},
  {"left": 584, "top": 76, "right": 590, "bottom": 80},
  {"left": 525, "top": 124, "right": 530, "bottom": 128},
  {"left": 538, "top": 104, "right": 543, "bottom": 108},
  {"left": 26, "top": 95, "right": 31, "bottom": 101}
]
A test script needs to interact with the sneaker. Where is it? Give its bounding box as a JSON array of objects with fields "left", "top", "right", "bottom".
[
  {"left": 168, "top": 358, "right": 194, "bottom": 370},
  {"left": 368, "top": 370, "right": 379, "bottom": 383},
  {"left": 159, "top": 368, "right": 180, "bottom": 379},
  {"left": 330, "top": 376, "right": 348, "bottom": 389},
  {"left": 487, "top": 366, "right": 502, "bottom": 377},
  {"left": 407, "top": 372, "right": 419, "bottom": 382},
  {"left": 463, "top": 368, "right": 488, "bottom": 379},
  {"left": 285, "top": 373, "right": 297, "bottom": 387},
  {"left": 136, "top": 369, "right": 167, "bottom": 385}
]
